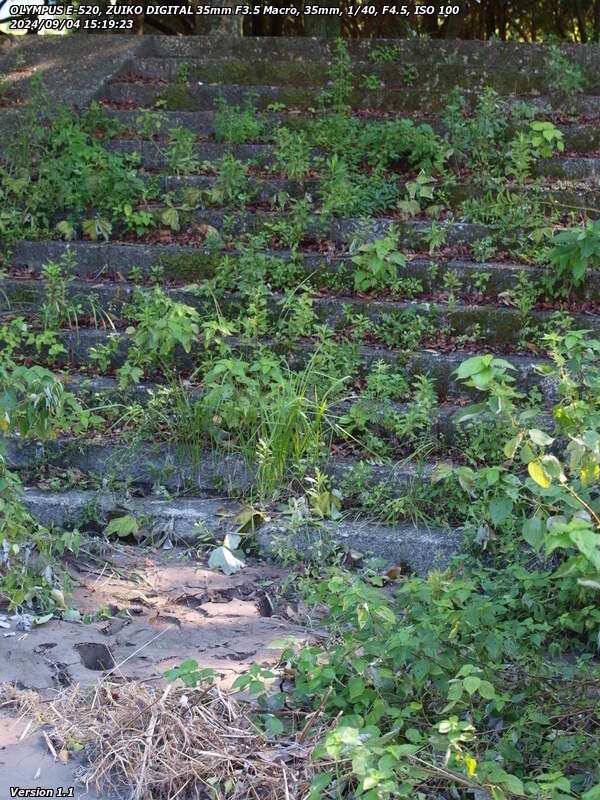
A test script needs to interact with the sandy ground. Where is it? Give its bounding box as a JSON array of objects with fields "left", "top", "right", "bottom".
[{"left": 0, "top": 542, "right": 307, "bottom": 798}]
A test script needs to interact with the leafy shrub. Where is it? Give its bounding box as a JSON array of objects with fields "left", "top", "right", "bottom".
[
  {"left": 351, "top": 233, "right": 406, "bottom": 293},
  {"left": 546, "top": 44, "right": 584, "bottom": 94},
  {"left": 527, "top": 120, "right": 564, "bottom": 158},
  {"left": 214, "top": 96, "right": 263, "bottom": 144},
  {"left": 546, "top": 220, "right": 600, "bottom": 292},
  {"left": 119, "top": 288, "right": 200, "bottom": 387}
]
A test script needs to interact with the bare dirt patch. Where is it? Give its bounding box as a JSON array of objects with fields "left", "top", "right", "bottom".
[{"left": 0, "top": 543, "right": 308, "bottom": 798}]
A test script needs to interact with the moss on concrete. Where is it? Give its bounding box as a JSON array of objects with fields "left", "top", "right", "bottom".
[
  {"left": 160, "top": 84, "right": 196, "bottom": 111},
  {"left": 160, "top": 251, "right": 223, "bottom": 280}
]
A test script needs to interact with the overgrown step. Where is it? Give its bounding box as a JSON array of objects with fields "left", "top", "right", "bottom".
[
  {"left": 104, "top": 138, "right": 600, "bottom": 183},
  {"left": 6, "top": 211, "right": 492, "bottom": 248},
  {"left": 3, "top": 276, "right": 599, "bottom": 349},
  {"left": 12, "top": 240, "right": 600, "bottom": 301},
  {"left": 7, "top": 437, "right": 431, "bottom": 497},
  {"left": 22, "top": 486, "right": 462, "bottom": 574},
  {"left": 99, "top": 78, "right": 600, "bottom": 117},
  {"left": 104, "top": 108, "right": 600, "bottom": 153},
  {"left": 7, "top": 326, "right": 558, "bottom": 400}
]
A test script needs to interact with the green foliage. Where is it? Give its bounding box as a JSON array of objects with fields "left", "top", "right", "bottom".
[
  {"left": 397, "top": 171, "right": 436, "bottom": 217},
  {"left": 0, "top": 355, "right": 83, "bottom": 609},
  {"left": 326, "top": 38, "right": 353, "bottom": 111},
  {"left": 546, "top": 44, "right": 585, "bottom": 94},
  {"left": 273, "top": 127, "right": 311, "bottom": 180},
  {"left": 444, "top": 87, "right": 533, "bottom": 183},
  {"left": 527, "top": 120, "right": 564, "bottom": 158},
  {"left": 0, "top": 85, "right": 151, "bottom": 250},
  {"left": 251, "top": 556, "right": 600, "bottom": 800},
  {"left": 214, "top": 96, "right": 263, "bottom": 144},
  {"left": 195, "top": 351, "right": 347, "bottom": 502},
  {"left": 351, "top": 232, "right": 406, "bottom": 293},
  {"left": 164, "top": 659, "right": 215, "bottom": 687},
  {"left": 204, "top": 154, "right": 249, "bottom": 206},
  {"left": 546, "top": 221, "right": 600, "bottom": 293},
  {"left": 166, "top": 126, "right": 200, "bottom": 176},
  {"left": 119, "top": 287, "right": 200, "bottom": 388}
]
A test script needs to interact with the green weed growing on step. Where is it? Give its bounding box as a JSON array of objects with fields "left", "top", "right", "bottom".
[
  {"left": 323, "top": 38, "right": 353, "bottom": 112},
  {"left": 0, "top": 78, "right": 153, "bottom": 252},
  {"left": 204, "top": 154, "right": 250, "bottom": 207},
  {"left": 0, "top": 358, "right": 85, "bottom": 609},
  {"left": 273, "top": 127, "right": 311, "bottom": 181},
  {"left": 214, "top": 95, "right": 263, "bottom": 144},
  {"left": 351, "top": 232, "right": 406, "bottom": 293},
  {"left": 118, "top": 287, "right": 200, "bottom": 388},
  {"left": 166, "top": 126, "right": 200, "bottom": 176},
  {"left": 545, "top": 44, "right": 585, "bottom": 94},
  {"left": 544, "top": 219, "right": 600, "bottom": 295}
]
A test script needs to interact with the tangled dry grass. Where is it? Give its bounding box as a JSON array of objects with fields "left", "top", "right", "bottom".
[{"left": 2, "top": 680, "right": 325, "bottom": 800}]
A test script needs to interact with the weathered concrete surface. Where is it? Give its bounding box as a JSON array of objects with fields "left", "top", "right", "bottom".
[
  {"left": 0, "top": 34, "right": 143, "bottom": 142},
  {"left": 0, "top": 34, "right": 141, "bottom": 104},
  {"left": 21, "top": 488, "right": 461, "bottom": 573},
  {"left": 23, "top": 488, "right": 239, "bottom": 539},
  {"left": 142, "top": 36, "right": 600, "bottom": 82},
  {"left": 7, "top": 438, "right": 252, "bottom": 494},
  {"left": 257, "top": 518, "right": 463, "bottom": 575}
]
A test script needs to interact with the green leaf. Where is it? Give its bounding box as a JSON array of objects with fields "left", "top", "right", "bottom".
[
  {"left": 431, "top": 462, "right": 453, "bottom": 483},
  {"left": 161, "top": 206, "right": 180, "bottom": 231},
  {"left": 373, "top": 605, "right": 397, "bottom": 625},
  {"left": 463, "top": 675, "right": 481, "bottom": 695},
  {"left": 528, "top": 428, "right": 554, "bottom": 447},
  {"left": 55, "top": 220, "right": 76, "bottom": 240},
  {"left": 489, "top": 497, "right": 513, "bottom": 527},
  {"left": 457, "top": 466, "right": 476, "bottom": 494},
  {"left": 455, "top": 356, "right": 487, "bottom": 380},
  {"left": 478, "top": 680, "right": 495, "bottom": 699},
  {"left": 503, "top": 435, "right": 520, "bottom": 459},
  {"left": 309, "top": 772, "right": 333, "bottom": 799},
  {"left": 523, "top": 517, "right": 544, "bottom": 551},
  {"left": 104, "top": 514, "right": 140, "bottom": 539},
  {"left": 264, "top": 714, "right": 284, "bottom": 737},
  {"left": 348, "top": 676, "right": 365, "bottom": 700},
  {"left": 502, "top": 774, "right": 524, "bottom": 795}
]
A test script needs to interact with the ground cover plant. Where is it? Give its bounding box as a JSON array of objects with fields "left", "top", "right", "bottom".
[{"left": 1, "top": 34, "right": 600, "bottom": 800}]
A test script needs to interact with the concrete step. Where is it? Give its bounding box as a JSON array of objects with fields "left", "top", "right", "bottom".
[
  {"left": 7, "top": 437, "right": 432, "bottom": 498},
  {"left": 103, "top": 108, "right": 600, "bottom": 154},
  {"left": 9, "top": 326, "right": 557, "bottom": 400},
  {"left": 13, "top": 241, "right": 600, "bottom": 302},
  {"left": 3, "top": 276, "right": 598, "bottom": 350},
  {"left": 100, "top": 78, "right": 600, "bottom": 116},
  {"left": 104, "top": 137, "right": 600, "bottom": 183},
  {"left": 22, "top": 486, "right": 462, "bottom": 574}
]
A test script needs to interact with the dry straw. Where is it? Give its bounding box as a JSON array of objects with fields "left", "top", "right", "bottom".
[{"left": 2, "top": 680, "right": 327, "bottom": 800}]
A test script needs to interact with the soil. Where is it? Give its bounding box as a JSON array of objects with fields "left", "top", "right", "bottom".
[{"left": 0, "top": 543, "right": 306, "bottom": 798}]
